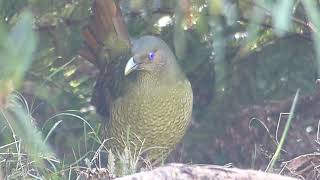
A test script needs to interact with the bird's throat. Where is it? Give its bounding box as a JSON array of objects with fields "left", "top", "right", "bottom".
[{"left": 135, "top": 70, "right": 184, "bottom": 89}]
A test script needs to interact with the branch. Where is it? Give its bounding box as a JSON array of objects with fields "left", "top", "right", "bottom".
[
  {"left": 117, "top": 164, "right": 297, "bottom": 180},
  {"left": 78, "top": 163, "right": 298, "bottom": 180}
]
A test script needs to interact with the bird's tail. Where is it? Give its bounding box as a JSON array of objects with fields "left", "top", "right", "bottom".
[{"left": 79, "top": 0, "right": 130, "bottom": 69}]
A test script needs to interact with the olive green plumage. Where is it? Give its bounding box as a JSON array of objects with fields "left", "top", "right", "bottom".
[{"left": 108, "top": 36, "right": 193, "bottom": 162}]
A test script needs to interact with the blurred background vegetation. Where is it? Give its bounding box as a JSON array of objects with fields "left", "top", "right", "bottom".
[{"left": 1, "top": 0, "right": 320, "bottom": 179}]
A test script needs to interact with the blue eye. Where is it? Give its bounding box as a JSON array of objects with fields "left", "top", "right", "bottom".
[{"left": 148, "top": 52, "right": 155, "bottom": 61}]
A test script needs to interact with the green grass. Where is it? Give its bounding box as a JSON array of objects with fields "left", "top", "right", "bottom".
[{"left": 0, "top": 92, "right": 159, "bottom": 179}]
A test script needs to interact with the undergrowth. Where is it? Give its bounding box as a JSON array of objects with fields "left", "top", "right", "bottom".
[{"left": 0, "top": 93, "right": 158, "bottom": 179}]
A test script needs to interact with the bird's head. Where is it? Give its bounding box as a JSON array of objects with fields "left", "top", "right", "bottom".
[{"left": 124, "top": 36, "right": 180, "bottom": 78}]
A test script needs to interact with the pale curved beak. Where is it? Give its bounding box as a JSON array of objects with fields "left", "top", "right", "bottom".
[{"left": 124, "top": 57, "right": 138, "bottom": 76}]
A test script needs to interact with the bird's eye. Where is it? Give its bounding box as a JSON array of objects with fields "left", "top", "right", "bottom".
[{"left": 148, "top": 52, "right": 155, "bottom": 61}]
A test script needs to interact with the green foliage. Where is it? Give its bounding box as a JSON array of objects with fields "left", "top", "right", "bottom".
[
  {"left": 267, "top": 90, "right": 300, "bottom": 172},
  {"left": 0, "top": 11, "right": 36, "bottom": 93},
  {"left": 0, "top": 94, "right": 58, "bottom": 178},
  {"left": 0, "top": 10, "right": 37, "bottom": 105},
  {"left": 0, "top": 11, "right": 58, "bottom": 178},
  {"left": 272, "top": 0, "right": 294, "bottom": 36}
]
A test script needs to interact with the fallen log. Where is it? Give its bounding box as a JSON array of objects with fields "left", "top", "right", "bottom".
[{"left": 77, "top": 163, "right": 299, "bottom": 180}]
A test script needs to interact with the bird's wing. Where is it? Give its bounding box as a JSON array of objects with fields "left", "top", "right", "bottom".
[{"left": 80, "top": 0, "right": 132, "bottom": 119}]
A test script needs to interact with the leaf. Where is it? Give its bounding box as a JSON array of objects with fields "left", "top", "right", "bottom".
[
  {"left": 272, "top": 0, "right": 293, "bottom": 36},
  {"left": 0, "top": 11, "right": 37, "bottom": 105}
]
